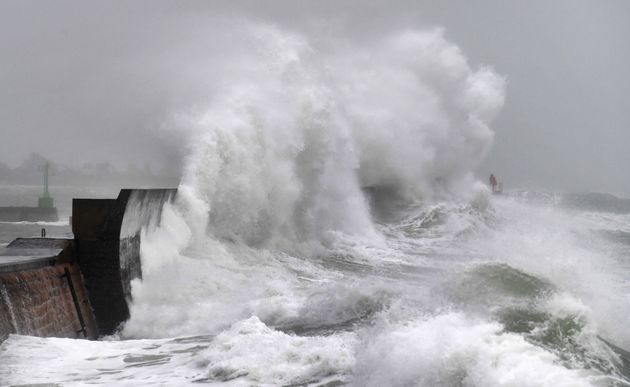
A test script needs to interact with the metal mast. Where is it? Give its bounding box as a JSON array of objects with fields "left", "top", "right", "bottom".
[
  {"left": 43, "top": 162, "right": 50, "bottom": 198},
  {"left": 38, "top": 162, "right": 54, "bottom": 208}
]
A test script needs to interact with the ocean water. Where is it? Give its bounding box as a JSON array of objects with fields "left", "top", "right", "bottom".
[
  {"left": 2, "top": 25, "right": 630, "bottom": 387},
  {"left": 1, "top": 190, "right": 629, "bottom": 386}
]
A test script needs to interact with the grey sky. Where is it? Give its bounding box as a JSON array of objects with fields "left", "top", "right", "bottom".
[{"left": 1, "top": 1, "right": 628, "bottom": 192}]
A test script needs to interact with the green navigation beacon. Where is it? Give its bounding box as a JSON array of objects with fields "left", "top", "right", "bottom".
[
  {"left": 38, "top": 162, "right": 55, "bottom": 208},
  {"left": 0, "top": 162, "right": 59, "bottom": 221}
]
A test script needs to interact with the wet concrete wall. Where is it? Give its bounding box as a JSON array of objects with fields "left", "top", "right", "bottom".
[
  {"left": 73, "top": 189, "right": 176, "bottom": 336},
  {"left": 0, "top": 188, "right": 176, "bottom": 341},
  {"left": 0, "top": 239, "right": 97, "bottom": 341}
]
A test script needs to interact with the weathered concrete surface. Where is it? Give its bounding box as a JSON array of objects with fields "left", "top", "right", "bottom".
[
  {"left": 0, "top": 238, "right": 71, "bottom": 271},
  {"left": 0, "top": 238, "right": 97, "bottom": 342}
]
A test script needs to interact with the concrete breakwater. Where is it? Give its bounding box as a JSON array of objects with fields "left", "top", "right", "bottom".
[
  {"left": 0, "top": 188, "right": 176, "bottom": 342},
  {"left": 0, "top": 206, "right": 58, "bottom": 222}
]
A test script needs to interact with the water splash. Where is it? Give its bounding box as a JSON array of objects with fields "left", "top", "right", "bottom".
[{"left": 174, "top": 24, "right": 505, "bottom": 251}]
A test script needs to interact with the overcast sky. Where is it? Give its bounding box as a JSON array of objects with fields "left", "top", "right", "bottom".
[{"left": 1, "top": 0, "right": 628, "bottom": 193}]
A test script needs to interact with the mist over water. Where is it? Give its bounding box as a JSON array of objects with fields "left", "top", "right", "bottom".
[{"left": 2, "top": 19, "right": 630, "bottom": 387}]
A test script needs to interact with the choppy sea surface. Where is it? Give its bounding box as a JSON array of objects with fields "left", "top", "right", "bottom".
[{"left": 1, "top": 186, "right": 629, "bottom": 387}]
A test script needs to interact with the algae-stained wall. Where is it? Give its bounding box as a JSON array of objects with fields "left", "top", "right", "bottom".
[{"left": 0, "top": 262, "right": 96, "bottom": 341}]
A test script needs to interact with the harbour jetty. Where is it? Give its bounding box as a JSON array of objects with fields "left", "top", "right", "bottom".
[
  {"left": 0, "top": 188, "right": 176, "bottom": 341},
  {"left": 0, "top": 162, "right": 59, "bottom": 222}
]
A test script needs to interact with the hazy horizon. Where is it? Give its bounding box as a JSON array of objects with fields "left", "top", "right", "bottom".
[{"left": 1, "top": 0, "right": 628, "bottom": 193}]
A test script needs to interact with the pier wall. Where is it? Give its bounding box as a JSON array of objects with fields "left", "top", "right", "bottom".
[
  {"left": 0, "top": 239, "right": 97, "bottom": 341},
  {"left": 0, "top": 188, "right": 176, "bottom": 341},
  {"left": 74, "top": 189, "right": 176, "bottom": 336},
  {"left": 0, "top": 206, "right": 58, "bottom": 222}
]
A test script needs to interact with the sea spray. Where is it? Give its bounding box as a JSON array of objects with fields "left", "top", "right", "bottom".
[
  {"left": 174, "top": 24, "right": 505, "bottom": 250},
  {"left": 114, "top": 23, "right": 630, "bottom": 387},
  {"left": 122, "top": 23, "right": 505, "bottom": 341}
]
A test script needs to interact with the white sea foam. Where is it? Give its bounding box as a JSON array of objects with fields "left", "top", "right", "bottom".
[
  {"left": 468, "top": 196, "right": 630, "bottom": 348},
  {"left": 353, "top": 312, "right": 603, "bottom": 387},
  {"left": 197, "top": 316, "right": 356, "bottom": 385},
  {"left": 1, "top": 319, "right": 355, "bottom": 386},
  {"left": 0, "top": 334, "right": 206, "bottom": 386},
  {"left": 0, "top": 220, "right": 69, "bottom": 226}
]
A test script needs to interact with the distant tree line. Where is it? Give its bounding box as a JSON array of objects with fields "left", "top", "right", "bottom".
[{"left": 0, "top": 153, "right": 179, "bottom": 187}]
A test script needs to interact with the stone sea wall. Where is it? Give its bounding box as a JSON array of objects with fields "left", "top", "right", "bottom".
[
  {"left": 0, "top": 260, "right": 97, "bottom": 341},
  {"left": 0, "top": 189, "right": 176, "bottom": 342}
]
